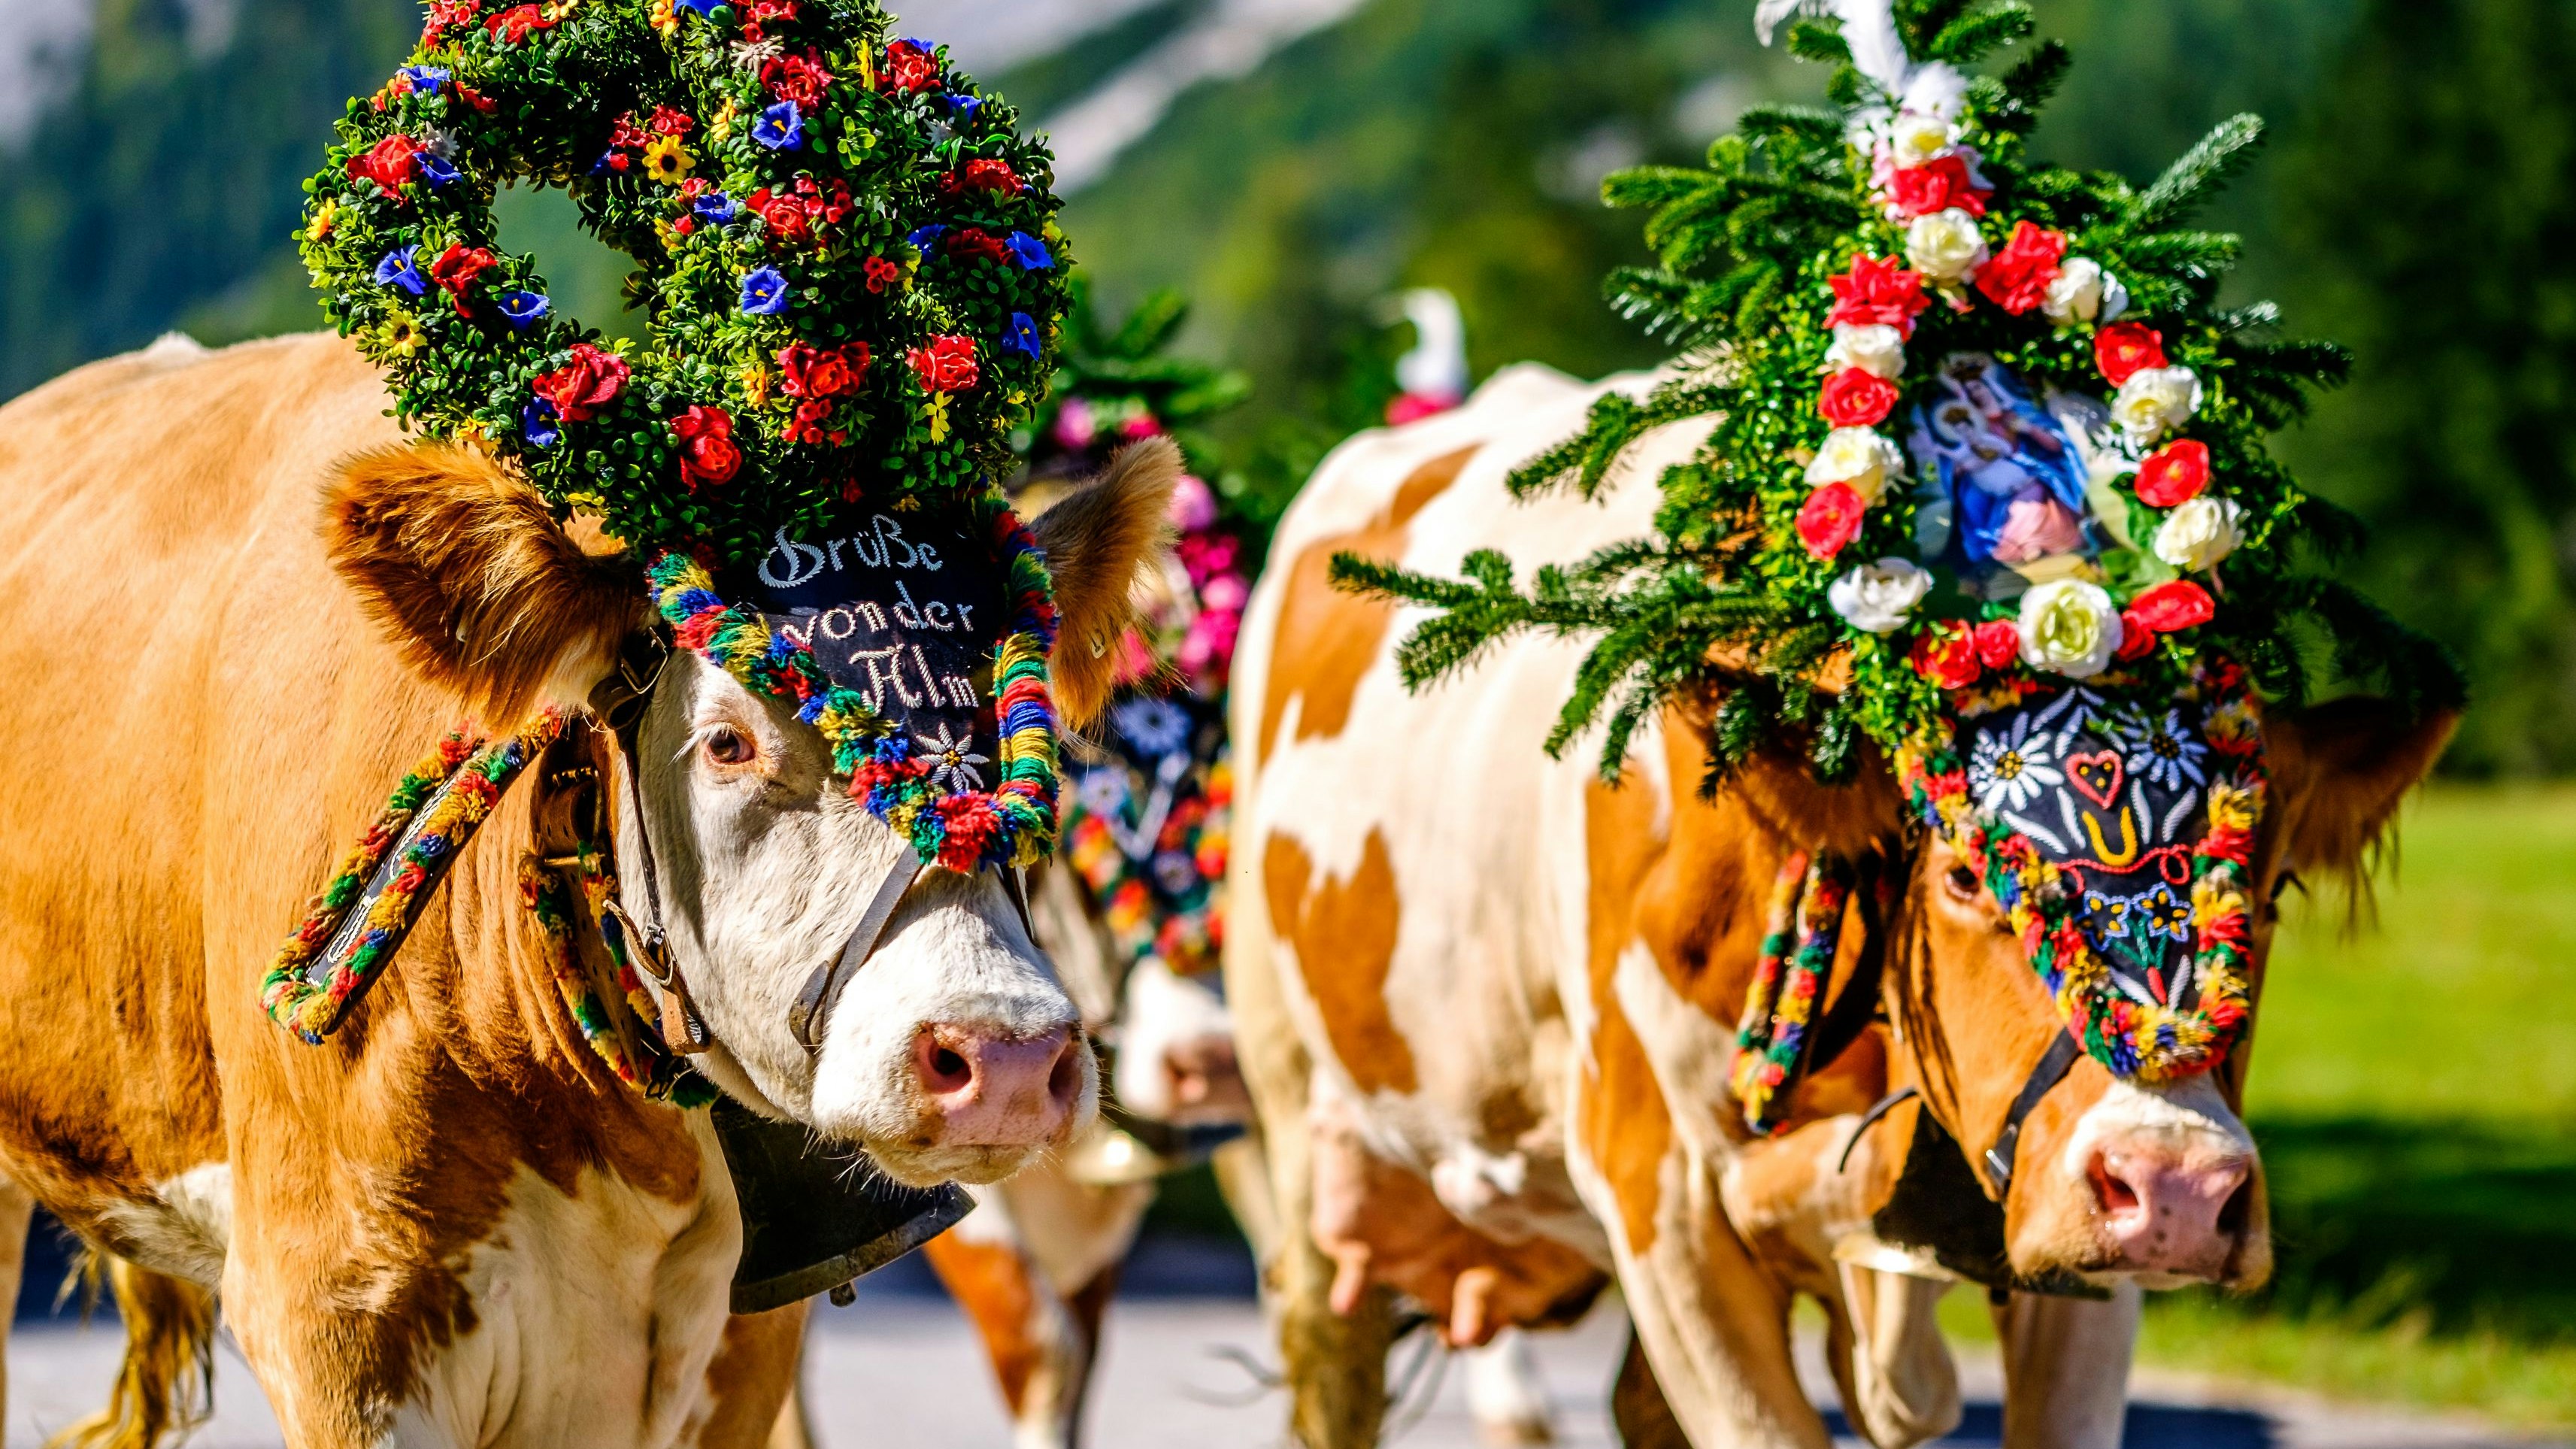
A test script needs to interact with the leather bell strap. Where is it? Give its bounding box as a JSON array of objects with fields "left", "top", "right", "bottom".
[
  {"left": 1980, "top": 1029, "right": 2083, "bottom": 1199},
  {"left": 790, "top": 854, "right": 925, "bottom": 1052}
]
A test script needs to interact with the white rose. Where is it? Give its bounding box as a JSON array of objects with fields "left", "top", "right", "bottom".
[
  {"left": 1804, "top": 426, "right": 1905, "bottom": 505},
  {"left": 1826, "top": 323, "right": 1906, "bottom": 380},
  {"left": 2040, "top": 257, "right": 2130, "bottom": 325},
  {"left": 1905, "top": 208, "right": 1989, "bottom": 283},
  {"left": 2112, "top": 365, "right": 2202, "bottom": 444},
  {"left": 2017, "top": 578, "right": 2124, "bottom": 678},
  {"left": 1890, "top": 111, "right": 1956, "bottom": 167},
  {"left": 1829, "top": 558, "right": 1932, "bottom": 635},
  {"left": 2153, "top": 496, "right": 2245, "bottom": 571}
]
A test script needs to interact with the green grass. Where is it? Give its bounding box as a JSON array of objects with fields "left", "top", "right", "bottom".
[{"left": 2144, "top": 785, "right": 2576, "bottom": 1425}]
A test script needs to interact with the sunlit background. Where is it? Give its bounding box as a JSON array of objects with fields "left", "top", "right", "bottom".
[{"left": 0, "top": 0, "right": 2568, "bottom": 1435}]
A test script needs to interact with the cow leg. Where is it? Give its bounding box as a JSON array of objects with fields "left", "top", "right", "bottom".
[
  {"left": 1825, "top": 1266, "right": 1960, "bottom": 1449},
  {"left": 0, "top": 1176, "right": 29, "bottom": 1432},
  {"left": 1611, "top": 1327, "right": 1689, "bottom": 1449},
  {"left": 1990, "top": 1283, "right": 2139, "bottom": 1449},
  {"left": 688, "top": 1304, "right": 813, "bottom": 1449},
  {"left": 1462, "top": 1328, "right": 1553, "bottom": 1445},
  {"left": 924, "top": 1223, "right": 1085, "bottom": 1449}
]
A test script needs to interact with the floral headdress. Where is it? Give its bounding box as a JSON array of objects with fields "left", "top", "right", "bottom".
[
  {"left": 303, "top": 0, "right": 1079, "bottom": 871},
  {"left": 1335, "top": 0, "right": 2460, "bottom": 1087}
]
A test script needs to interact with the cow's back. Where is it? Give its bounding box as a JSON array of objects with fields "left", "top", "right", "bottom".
[
  {"left": 0, "top": 334, "right": 447, "bottom": 1209},
  {"left": 1231, "top": 364, "right": 1712, "bottom": 1238}
]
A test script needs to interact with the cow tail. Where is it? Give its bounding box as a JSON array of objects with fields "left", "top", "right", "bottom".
[{"left": 49, "top": 1251, "right": 215, "bottom": 1449}]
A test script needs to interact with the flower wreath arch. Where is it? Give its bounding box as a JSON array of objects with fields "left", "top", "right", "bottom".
[
  {"left": 1335, "top": 0, "right": 2462, "bottom": 1100},
  {"left": 300, "top": 0, "right": 1079, "bottom": 872}
]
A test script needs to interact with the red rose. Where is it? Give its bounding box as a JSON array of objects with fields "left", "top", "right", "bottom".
[
  {"left": 1826, "top": 253, "right": 1932, "bottom": 339},
  {"left": 750, "top": 0, "right": 797, "bottom": 20},
  {"left": 1796, "top": 483, "right": 1867, "bottom": 560},
  {"left": 423, "top": 0, "right": 480, "bottom": 38},
  {"left": 883, "top": 41, "right": 941, "bottom": 93},
  {"left": 1909, "top": 623, "right": 1983, "bottom": 690},
  {"left": 2116, "top": 611, "right": 2160, "bottom": 661},
  {"left": 669, "top": 406, "right": 742, "bottom": 491},
  {"left": 345, "top": 135, "right": 423, "bottom": 198},
  {"left": 1885, "top": 154, "right": 1989, "bottom": 220},
  {"left": 2127, "top": 579, "right": 2216, "bottom": 634},
  {"left": 907, "top": 335, "right": 980, "bottom": 395},
  {"left": 531, "top": 344, "right": 630, "bottom": 425},
  {"left": 650, "top": 106, "right": 695, "bottom": 137},
  {"left": 608, "top": 113, "right": 652, "bottom": 152},
  {"left": 763, "top": 51, "right": 835, "bottom": 108},
  {"left": 959, "top": 158, "right": 1024, "bottom": 194},
  {"left": 745, "top": 188, "right": 811, "bottom": 244},
  {"left": 947, "top": 226, "right": 1011, "bottom": 264},
  {"left": 1974, "top": 220, "right": 2068, "bottom": 316},
  {"left": 1971, "top": 620, "right": 2020, "bottom": 670},
  {"left": 777, "top": 342, "right": 870, "bottom": 400},
  {"left": 2134, "top": 439, "right": 2211, "bottom": 507},
  {"left": 794, "top": 174, "right": 853, "bottom": 225},
  {"left": 2096, "top": 322, "right": 2168, "bottom": 387},
  {"left": 428, "top": 244, "right": 497, "bottom": 299},
  {"left": 863, "top": 256, "right": 902, "bottom": 294},
  {"left": 1818, "top": 367, "right": 1899, "bottom": 428},
  {"left": 483, "top": 3, "right": 553, "bottom": 43}
]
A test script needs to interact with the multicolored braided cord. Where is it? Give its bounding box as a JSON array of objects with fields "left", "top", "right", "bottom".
[
  {"left": 647, "top": 486, "right": 1063, "bottom": 873},
  {"left": 1729, "top": 852, "right": 1856, "bottom": 1133},
  {"left": 520, "top": 849, "right": 719, "bottom": 1108},
  {"left": 259, "top": 711, "right": 566, "bottom": 1044}
]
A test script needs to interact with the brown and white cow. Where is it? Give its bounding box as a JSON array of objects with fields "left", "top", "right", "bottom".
[
  {"left": 1227, "top": 364, "right": 2450, "bottom": 1447},
  {"left": 0, "top": 332, "right": 1171, "bottom": 1447}
]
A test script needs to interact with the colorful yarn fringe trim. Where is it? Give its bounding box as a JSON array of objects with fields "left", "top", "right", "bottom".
[
  {"left": 520, "top": 849, "right": 719, "bottom": 1108},
  {"left": 1729, "top": 853, "right": 1855, "bottom": 1133},
  {"left": 1898, "top": 665, "right": 2264, "bottom": 1085},
  {"left": 260, "top": 711, "right": 566, "bottom": 1044},
  {"left": 647, "top": 487, "right": 1063, "bottom": 873}
]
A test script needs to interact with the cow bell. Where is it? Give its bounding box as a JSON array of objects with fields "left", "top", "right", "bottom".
[{"left": 712, "top": 1098, "right": 972, "bottom": 1314}]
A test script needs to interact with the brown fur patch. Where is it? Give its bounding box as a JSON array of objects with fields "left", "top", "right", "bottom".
[
  {"left": 1262, "top": 832, "right": 1417, "bottom": 1096},
  {"left": 693, "top": 1305, "right": 811, "bottom": 1449},
  {"left": 1580, "top": 775, "right": 1675, "bottom": 1257},
  {"left": 1257, "top": 447, "right": 1474, "bottom": 756},
  {"left": 1029, "top": 438, "right": 1181, "bottom": 729},
  {"left": 923, "top": 1234, "right": 1048, "bottom": 1413},
  {"left": 322, "top": 441, "right": 644, "bottom": 727}
]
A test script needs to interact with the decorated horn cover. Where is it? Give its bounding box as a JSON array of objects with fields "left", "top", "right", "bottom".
[
  {"left": 305, "top": 0, "right": 1077, "bottom": 870},
  {"left": 1337, "top": 0, "right": 2459, "bottom": 1087}
]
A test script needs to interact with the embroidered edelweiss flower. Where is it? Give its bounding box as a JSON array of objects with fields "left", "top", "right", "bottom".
[
  {"left": 1112, "top": 696, "right": 1192, "bottom": 756},
  {"left": 2120, "top": 707, "right": 2210, "bottom": 791},
  {"left": 1968, "top": 713, "right": 2065, "bottom": 814},
  {"left": 913, "top": 725, "right": 989, "bottom": 794},
  {"left": 732, "top": 36, "right": 786, "bottom": 71}
]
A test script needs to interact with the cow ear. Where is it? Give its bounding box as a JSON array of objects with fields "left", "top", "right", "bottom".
[
  {"left": 1030, "top": 438, "right": 1180, "bottom": 729},
  {"left": 2266, "top": 697, "right": 2459, "bottom": 878},
  {"left": 323, "top": 441, "right": 644, "bottom": 726}
]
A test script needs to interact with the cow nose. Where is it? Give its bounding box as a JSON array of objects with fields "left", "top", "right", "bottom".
[
  {"left": 913, "top": 1024, "right": 1081, "bottom": 1147},
  {"left": 1164, "top": 1034, "right": 1249, "bottom": 1114},
  {"left": 2090, "top": 1143, "right": 2250, "bottom": 1278}
]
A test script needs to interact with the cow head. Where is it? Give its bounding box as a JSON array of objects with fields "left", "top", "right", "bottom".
[
  {"left": 321, "top": 439, "right": 1178, "bottom": 1187},
  {"left": 1886, "top": 696, "right": 2454, "bottom": 1288}
]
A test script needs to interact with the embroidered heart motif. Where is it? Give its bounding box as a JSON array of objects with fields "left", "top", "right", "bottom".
[{"left": 2066, "top": 748, "right": 2126, "bottom": 810}]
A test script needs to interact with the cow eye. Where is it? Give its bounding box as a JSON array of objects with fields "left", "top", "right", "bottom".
[
  {"left": 702, "top": 727, "right": 756, "bottom": 767},
  {"left": 1944, "top": 865, "right": 1982, "bottom": 902}
]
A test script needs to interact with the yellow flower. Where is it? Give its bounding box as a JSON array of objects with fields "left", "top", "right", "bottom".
[
  {"left": 306, "top": 201, "right": 338, "bottom": 241},
  {"left": 711, "top": 101, "right": 738, "bottom": 143},
  {"left": 649, "top": 0, "right": 677, "bottom": 33},
  {"left": 925, "top": 395, "right": 951, "bottom": 443},
  {"left": 2191, "top": 876, "right": 2245, "bottom": 931},
  {"left": 642, "top": 135, "right": 695, "bottom": 185},
  {"left": 379, "top": 314, "right": 425, "bottom": 358},
  {"left": 742, "top": 364, "right": 771, "bottom": 409},
  {"left": 2206, "top": 782, "right": 2256, "bottom": 833}
]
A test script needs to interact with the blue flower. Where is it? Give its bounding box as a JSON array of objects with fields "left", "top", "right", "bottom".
[
  {"left": 1005, "top": 311, "right": 1042, "bottom": 358},
  {"left": 1005, "top": 232, "right": 1053, "bottom": 271},
  {"left": 692, "top": 191, "right": 738, "bottom": 225},
  {"left": 947, "top": 94, "right": 983, "bottom": 123},
  {"left": 416, "top": 153, "right": 459, "bottom": 191},
  {"left": 906, "top": 223, "right": 949, "bottom": 254},
  {"left": 752, "top": 101, "right": 804, "bottom": 151},
  {"left": 497, "top": 290, "right": 550, "bottom": 330},
  {"left": 741, "top": 267, "right": 792, "bottom": 316},
  {"left": 675, "top": 0, "right": 723, "bottom": 13},
  {"left": 398, "top": 65, "right": 449, "bottom": 96},
  {"left": 374, "top": 245, "right": 427, "bottom": 298},
  {"left": 522, "top": 398, "right": 560, "bottom": 448}
]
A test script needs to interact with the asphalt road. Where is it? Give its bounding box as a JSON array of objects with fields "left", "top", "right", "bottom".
[{"left": 2, "top": 1234, "right": 2560, "bottom": 1449}]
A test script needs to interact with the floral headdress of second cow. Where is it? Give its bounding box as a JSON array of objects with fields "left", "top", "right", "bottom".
[{"left": 1332, "top": 0, "right": 2460, "bottom": 1112}]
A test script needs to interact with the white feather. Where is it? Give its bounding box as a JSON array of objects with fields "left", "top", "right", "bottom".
[
  {"left": 1753, "top": 0, "right": 1926, "bottom": 103},
  {"left": 1753, "top": 0, "right": 1834, "bottom": 45}
]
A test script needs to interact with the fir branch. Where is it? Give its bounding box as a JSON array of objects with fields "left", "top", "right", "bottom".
[
  {"left": 2130, "top": 114, "right": 2265, "bottom": 230},
  {"left": 1988, "top": 39, "right": 2071, "bottom": 133},
  {"left": 1926, "top": 2, "right": 2035, "bottom": 65}
]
